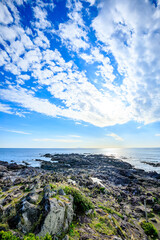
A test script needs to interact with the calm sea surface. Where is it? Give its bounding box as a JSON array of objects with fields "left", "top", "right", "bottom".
[{"left": 0, "top": 148, "right": 160, "bottom": 173}]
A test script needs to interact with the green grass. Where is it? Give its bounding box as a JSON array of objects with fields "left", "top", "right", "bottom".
[
  {"left": 140, "top": 221, "right": 158, "bottom": 239},
  {"left": 63, "top": 186, "right": 94, "bottom": 213},
  {"left": 89, "top": 215, "right": 116, "bottom": 235},
  {"left": 98, "top": 205, "right": 124, "bottom": 219},
  {"left": 0, "top": 231, "right": 52, "bottom": 240},
  {"left": 68, "top": 223, "right": 80, "bottom": 239}
]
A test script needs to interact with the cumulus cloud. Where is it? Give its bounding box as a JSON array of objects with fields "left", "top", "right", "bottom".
[
  {"left": 58, "top": 0, "right": 89, "bottom": 52},
  {"left": 107, "top": 133, "right": 124, "bottom": 141}
]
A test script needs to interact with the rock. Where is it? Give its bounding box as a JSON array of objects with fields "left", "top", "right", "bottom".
[
  {"left": 8, "top": 214, "right": 21, "bottom": 229},
  {"left": 7, "top": 163, "right": 26, "bottom": 170},
  {"left": 37, "top": 197, "right": 73, "bottom": 238},
  {"left": 13, "top": 178, "right": 24, "bottom": 185},
  {"left": 135, "top": 206, "right": 151, "bottom": 217},
  {"left": 0, "top": 165, "right": 8, "bottom": 172},
  {"left": 153, "top": 204, "right": 160, "bottom": 213},
  {"left": 146, "top": 197, "right": 154, "bottom": 205},
  {"left": 44, "top": 184, "right": 53, "bottom": 198},
  {"left": 26, "top": 192, "right": 39, "bottom": 204},
  {"left": 62, "top": 235, "right": 69, "bottom": 240},
  {"left": 18, "top": 200, "right": 40, "bottom": 234},
  {"left": 58, "top": 188, "right": 65, "bottom": 195},
  {"left": 112, "top": 237, "right": 122, "bottom": 240},
  {"left": 43, "top": 153, "right": 52, "bottom": 158},
  {"left": 2, "top": 195, "right": 12, "bottom": 206},
  {"left": 22, "top": 161, "right": 30, "bottom": 166},
  {"left": 151, "top": 218, "right": 157, "bottom": 223}
]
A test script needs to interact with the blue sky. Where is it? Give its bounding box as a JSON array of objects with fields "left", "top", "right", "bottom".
[{"left": 0, "top": 0, "right": 160, "bottom": 148}]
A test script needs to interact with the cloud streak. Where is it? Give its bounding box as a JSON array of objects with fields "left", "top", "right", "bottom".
[
  {"left": 107, "top": 133, "right": 124, "bottom": 141},
  {"left": 33, "top": 138, "right": 82, "bottom": 143}
]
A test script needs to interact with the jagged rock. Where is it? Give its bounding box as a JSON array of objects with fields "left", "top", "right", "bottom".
[
  {"left": 37, "top": 197, "right": 73, "bottom": 238},
  {"left": 18, "top": 200, "right": 40, "bottom": 234}
]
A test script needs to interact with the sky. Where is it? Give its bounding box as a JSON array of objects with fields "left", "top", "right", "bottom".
[{"left": 0, "top": 0, "right": 160, "bottom": 148}]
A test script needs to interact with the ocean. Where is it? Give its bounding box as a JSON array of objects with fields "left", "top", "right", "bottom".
[{"left": 0, "top": 148, "right": 160, "bottom": 173}]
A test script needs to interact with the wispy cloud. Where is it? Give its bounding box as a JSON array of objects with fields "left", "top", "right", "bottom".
[
  {"left": 107, "top": 133, "right": 124, "bottom": 141},
  {"left": 69, "top": 135, "right": 81, "bottom": 138},
  {"left": 155, "top": 134, "right": 160, "bottom": 137},
  {"left": 7, "top": 130, "right": 31, "bottom": 135},
  {"left": 0, "top": 127, "right": 31, "bottom": 135},
  {"left": 0, "top": 103, "right": 12, "bottom": 114},
  {"left": 33, "top": 138, "right": 82, "bottom": 143}
]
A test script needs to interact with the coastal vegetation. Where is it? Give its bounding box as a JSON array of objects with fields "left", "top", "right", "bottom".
[{"left": 0, "top": 154, "right": 159, "bottom": 239}]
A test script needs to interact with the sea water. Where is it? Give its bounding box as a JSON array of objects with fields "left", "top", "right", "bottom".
[{"left": 0, "top": 148, "right": 159, "bottom": 173}]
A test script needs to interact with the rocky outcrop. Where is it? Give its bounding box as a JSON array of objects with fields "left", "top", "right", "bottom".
[
  {"left": 7, "top": 185, "right": 74, "bottom": 238},
  {"left": 37, "top": 196, "right": 73, "bottom": 237}
]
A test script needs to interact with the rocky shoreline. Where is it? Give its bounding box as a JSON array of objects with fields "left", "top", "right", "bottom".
[{"left": 0, "top": 154, "right": 160, "bottom": 240}]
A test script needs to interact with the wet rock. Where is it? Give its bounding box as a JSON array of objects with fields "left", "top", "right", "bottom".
[
  {"left": 43, "top": 153, "right": 52, "bottom": 158},
  {"left": 7, "top": 163, "right": 26, "bottom": 170}
]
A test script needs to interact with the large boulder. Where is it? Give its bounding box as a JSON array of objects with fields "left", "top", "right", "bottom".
[{"left": 37, "top": 196, "right": 73, "bottom": 238}]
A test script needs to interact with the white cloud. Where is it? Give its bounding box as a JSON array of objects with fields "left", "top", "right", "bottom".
[
  {"left": 0, "top": 2, "right": 13, "bottom": 24},
  {"left": 0, "top": 103, "right": 12, "bottom": 114},
  {"left": 0, "top": 26, "right": 17, "bottom": 42},
  {"left": 33, "top": 6, "right": 51, "bottom": 29},
  {"left": 0, "top": 0, "right": 159, "bottom": 129},
  {"left": 0, "top": 86, "right": 61, "bottom": 117},
  {"left": 58, "top": 0, "right": 89, "bottom": 52},
  {"left": 0, "top": 50, "right": 10, "bottom": 66},
  {"left": 18, "top": 75, "right": 30, "bottom": 80},
  {"left": 69, "top": 135, "right": 81, "bottom": 138},
  {"left": 6, "top": 129, "right": 31, "bottom": 134},
  {"left": 34, "top": 31, "right": 50, "bottom": 49},
  {"left": 59, "top": 22, "right": 89, "bottom": 51},
  {"left": 33, "top": 138, "right": 81, "bottom": 143},
  {"left": 92, "top": 0, "right": 160, "bottom": 125},
  {"left": 107, "top": 133, "right": 124, "bottom": 141},
  {"left": 85, "top": 0, "right": 96, "bottom": 6},
  {"left": 155, "top": 133, "right": 160, "bottom": 136}
]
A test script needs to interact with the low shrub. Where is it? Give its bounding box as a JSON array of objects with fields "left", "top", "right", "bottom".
[
  {"left": 0, "top": 231, "right": 19, "bottom": 240},
  {"left": 63, "top": 186, "right": 94, "bottom": 213},
  {"left": 0, "top": 231, "right": 52, "bottom": 240},
  {"left": 141, "top": 221, "right": 158, "bottom": 239}
]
